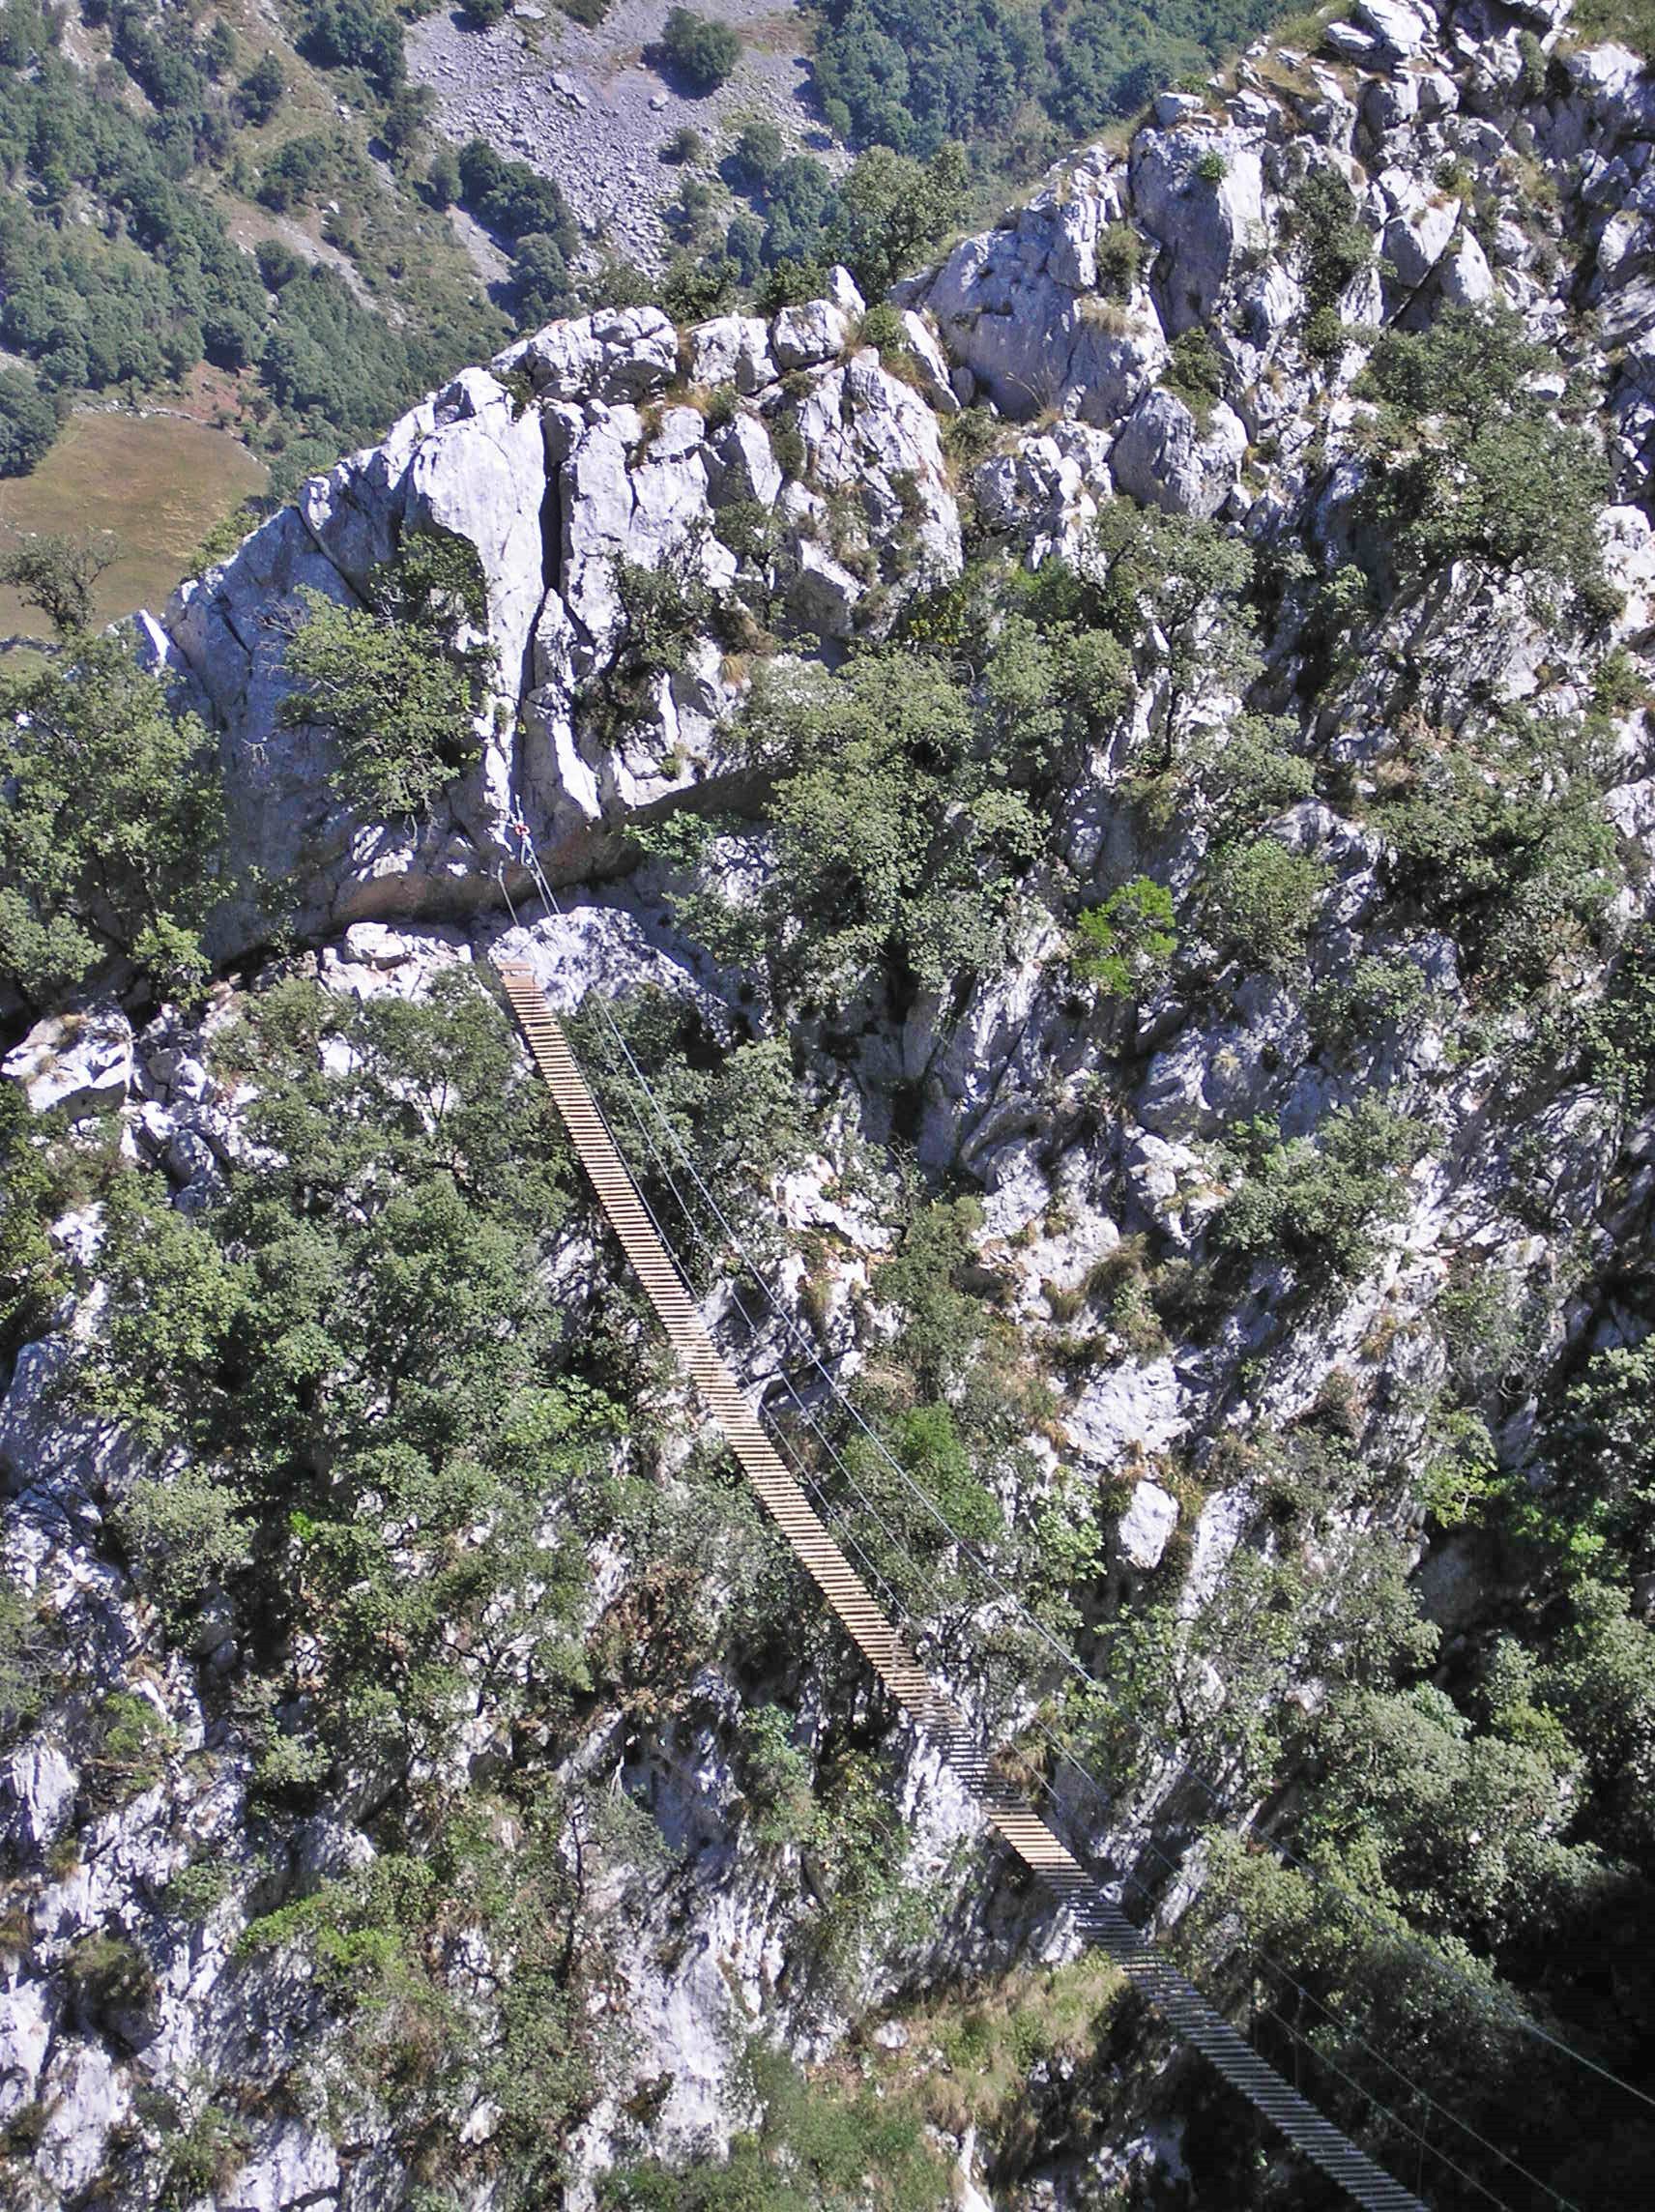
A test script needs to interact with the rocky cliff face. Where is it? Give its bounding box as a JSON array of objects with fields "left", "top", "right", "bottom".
[{"left": 9, "top": 0, "right": 1655, "bottom": 2205}]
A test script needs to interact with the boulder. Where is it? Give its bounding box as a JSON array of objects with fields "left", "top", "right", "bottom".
[
  {"left": 912, "top": 152, "right": 1163, "bottom": 425},
  {"left": 1324, "top": 21, "right": 1379, "bottom": 61},
  {"left": 897, "top": 309, "right": 961, "bottom": 415},
  {"left": 1437, "top": 226, "right": 1495, "bottom": 306},
  {"left": 787, "top": 539, "right": 864, "bottom": 638},
  {"left": 788, "top": 353, "right": 962, "bottom": 586},
  {"left": 0, "top": 1976, "right": 54, "bottom": 2124},
  {"left": 1065, "top": 1358, "right": 1188, "bottom": 1470},
  {"left": 1351, "top": 0, "right": 1431, "bottom": 63},
  {"left": 1117, "top": 1477, "right": 1180, "bottom": 1571},
  {"left": 770, "top": 299, "right": 853, "bottom": 369},
  {"left": 35, "top": 2040, "right": 130, "bottom": 2197},
  {"left": 494, "top": 305, "right": 677, "bottom": 403},
  {"left": 219, "top": 2119, "right": 341, "bottom": 2212},
  {"left": 1, "top": 1737, "right": 77, "bottom": 1850},
  {"left": 168, "top": 367, "right": 553, "bottom": 946},
  {"left": 707, "top": 413, "right": 783, "bottom": 508},
  {"left": 1154, "top": 90, "right": 1209, "bottom": 127},
  {"left": 686, "top": 314, "right": 777, "bottom": 394},
  {"left": 823, "top": 264, "right": 866, "bottom": 317},
  {"left": 3, "top": 1009, "right": 133, "bottom": 1121},
  {"left": 1382, "top": 182, "right": 1462, "bottom": 288},
  {"left": 1129, "top": 129, "right": 1267, "bottom": 335},
  {"left": 1109, "top": 389, "right": 1247, "bottom": 517}
]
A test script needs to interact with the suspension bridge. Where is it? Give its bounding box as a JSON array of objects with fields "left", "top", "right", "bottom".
[{"left": 496, "top": 956, "right": 1430, "bottom": 2212}]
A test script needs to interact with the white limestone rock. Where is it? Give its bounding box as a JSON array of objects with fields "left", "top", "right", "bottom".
[
  {"left": 686, "top": 313, "right": 778, "bottom": 394},
  {"left": 168, "top": 367, "right": 551, "bottom": 945},
  {"left": 1351, "top": 0, "right": 1432, "bottom": 64},
  {"left": 1109, "top": 389, "right": 1247, "bottom": 517},
  {"left": 3, "top": 1009, "right": 133, "bottom": 1121},
  {"left": 770, "top": 298, "right": 853, "bottom": 369},
  {"left": 1437, "top": 225, "right": 1495, "bottom": 306},
  {"left": 0, "top": 1976, "right": 55, "bottom": 2124},
  {"left": 707, "top": 412, "right": 783, "bottom": 508},
  {"left": 897, "top": 308, "right": 961, "bottom": 415},
  {"left": 1065, "top": 1359, "right": 1188, "bottom": 1471},
  {"left": 786, "top": 351, "right": 963, "bottom": 596},
  {"left": 787, "top": 538, "right": 865, "bottom": 638},
  {"left": 1117, "top": 1477, "right": 1180, "bottom": 1571},
  {"left": 1381, "top": 177, "right": 1462, "bottom": 288},
  {"left": 1129, "top": 128, "right": 1266, "bottom": 335},
  {"left": 973, "top": 422, "right": 1115, "bottom": 559},
  {"left": 1, "top": 1737, "right": 77, "bottom": 1851},
  {"left": 35, "top": 2039, "right": 130, "bottom": 2197},
  {"left": 494, "top": 304, "right": 677, "bottom": 403},
  {"left": 914, "top": 151, "right": 1171, "bottom": 428},
  {"left": 219, "top": 2119, "right": 341, "bottom": 2211}
]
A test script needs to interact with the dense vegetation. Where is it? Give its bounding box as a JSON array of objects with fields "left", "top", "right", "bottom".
[
  {"left": 806, "top": 0, "right": 1285, "bottom": 174},
  {"left": 571, "top": 303, "right": 1655, "bottom": 2209},
  {"left": 278, "top": 529, "right": 494, "bottom": 819},
  {"left": 0, "top": 0, "right": 508, "bottom": 497},
  {"left": 0, "top": 642, "right": 223, "bottom": 1003}
]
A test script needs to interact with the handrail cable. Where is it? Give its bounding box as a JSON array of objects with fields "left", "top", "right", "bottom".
[{"left": 500, "top": 847, "right": 1655, "bottom": 2132}]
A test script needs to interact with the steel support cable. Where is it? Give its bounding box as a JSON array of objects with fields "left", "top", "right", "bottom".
[
  {"left": 494, "top": 913, "right": 1559, "bottom": 2212},
  {"left": 503, "top": 852, "right": 1655, "bottom": 2134},
  {"left": 496, "top": 957, "right": 1428, "bottom": 2212}
]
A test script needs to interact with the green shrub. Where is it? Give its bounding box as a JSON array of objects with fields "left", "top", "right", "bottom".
[
  {"left": 160, "top": 2106, "right": 250, "bottom": 2209},
  {"left": 857, "top": 302, "right": 908, "bottom": 356},
  {"left": 1205, "top": 837, "right": 1329, "bottom": 974},
  {"left": 1355, "top": 306, "right": 1609, "bottom": 607},
  {"left": 64, "top": 1931, "right": 155, "bottom": 2018},
  {"left": 731, "top": 118, "right": 785, "bottom": 189},
  {"left": 0, "top": 365, "right": 55, "bottom": 476},
  {"left": 87, "top": 972, "right": 621, "bottom": 1778},
  {"left": 1304, "top": 303, "right": 1347, "bottom": 360},
  {"left": 238, "top": 48, "right": 285, "bottom": 122},
  {"left": 660, "top": 8, "right": 742, "bottom": 92},
  {"left": 278, "top": 530, "right": 492, "bottom": 820},
  {"left": 1073, "top": 876, "right": 1176, "bottom": 999},
  {"left": 1375, "top": 714, "right": 1617, "bottom": 1002},
  {"left": 117, "top": 1467, "right": 252, "bottom": 1627},
  {"left": 299, "top": 0, "right": 405, "bottom": 98},
  {"left": 1291, "top": 165, "right": 1372, "bottom": 314},
  {"left": 738, "top": 1706, "right": 819, "bottom": 1848},
  {"left": 0, "top": 1578, "right": 45, "bottom": 1746},
  {"left": 1095, "top": 220, "right": 1142, "bottom": 300},
  {"left": 0, "top": 530, "right": 114, "bottom": 637},
  {"left": 0, "top": 640, "right": 224, "bottom": 1002},
  {"left": 1217, "top": 1099, "right": 1428, "bottom": 1284},
  {"left": 1164, "top": 326, "right": 1223, "bottom": 422},
  {"left": 1195, "top": 148, "right": 1227, "bottom": 183}
]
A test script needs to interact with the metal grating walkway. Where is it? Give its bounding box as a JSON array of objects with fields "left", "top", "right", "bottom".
[{"left": 497, "top": 959, "right": 1428, "bottom": 2212}]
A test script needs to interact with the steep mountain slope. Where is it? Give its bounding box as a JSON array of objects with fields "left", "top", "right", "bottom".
[{"left": 5, "top": 1, "right": 1655, "bottom": 2208}]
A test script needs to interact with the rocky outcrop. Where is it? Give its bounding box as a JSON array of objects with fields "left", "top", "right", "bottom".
[{"left": 159, "top": 279, "right": 973, "bottom": 959}]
